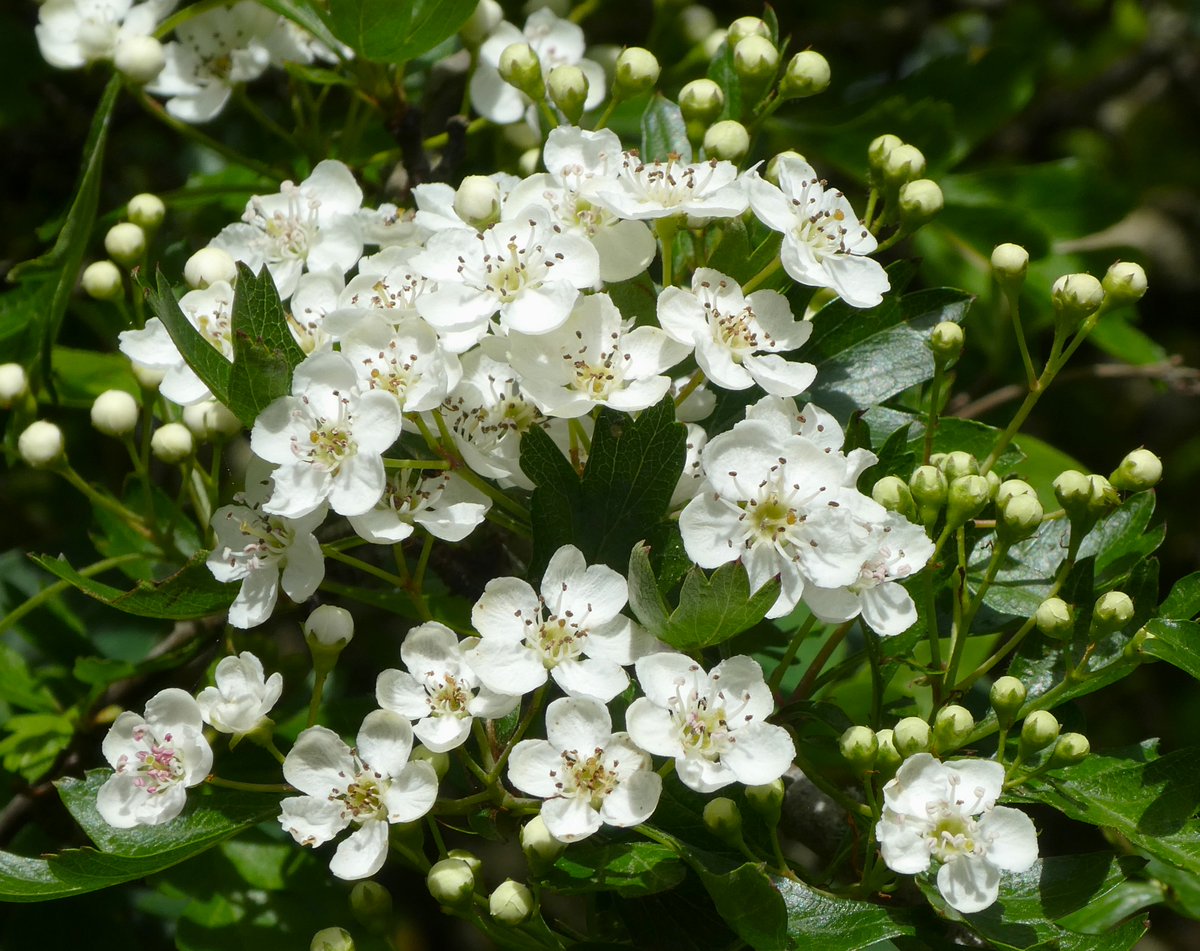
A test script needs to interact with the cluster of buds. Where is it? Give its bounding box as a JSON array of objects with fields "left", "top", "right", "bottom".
[
  {"left": 82, "top": 192, "right": 166, "bottom": 302},
  {"left": 868, "top": 134, "right": 943, "bottom": 230}
]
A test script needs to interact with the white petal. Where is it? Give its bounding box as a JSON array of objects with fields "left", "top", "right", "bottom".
[
  {"left": 278, "top": 794, "right": 349, "bottom": 847},
  {"left": 979, "top": 807, "right": 1039, "bottom": 872},
  {"left": 541, "top": 795, "right": 602, "bottom": 842},
  {"left": 356, "top": 709, "right": 414, "bottom": 778},
  {"left": 381, "top": 761, "right": 439, "bottom": 822},
  {"left": 600, "top": 769, "right": 661, "bottom": 828},
  {"left": 508, "top": 740, "right": 563, "bottom": 798},
  {"left": 720, "top": 721, "right": 795, "bottom": 786},
  {"left": 937, "top": 857, "right": 1001, "bottom": 914},
  {"left": 284, "top": 726, "right": 355, "bottom": 797},
  {"left": 329, "top": 819, "right": 389, "bottom": 880}
]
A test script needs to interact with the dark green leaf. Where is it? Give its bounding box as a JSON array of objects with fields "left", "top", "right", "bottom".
[
  {"left": 1140, "top": 619, "right": 1200, "bottom": 682},
  {"left": 545, "top": 841, "right": 686, "bottom": 897},
  {"left": 256, "top": 0, "right": 342, "bottom": 53},
  {"left": 227, "top": 263, "right": 306, "bottom": 426},
  {"left": 775, "top": 876, "right": 917, "bottom": 950},
  {"left": 1160, "top": 571, "right": 1200, "bottom": 620},
  {"left": 29, "top": 551, "right": 235, "bottom": 620},
  {"left": 328, "top": 0, "right": 476, "bottom": 63},
  {"left": 692, "top": 861, "right": 787, "bottom": 951},
  {"left": 640, "top": 95, "right": 691, "bottom": 161},
  {"left": 703, "top": 215, "right": 751, "bottom": 282},
  {"left": 145, "top": 269, "right": 233, "bottom": 407},
  {"left": 520, "top": 425, "right": 582, "bottom": 577},
  {"left": 45, "top": 347, "right": 139, "bottom": 408},
  {"left": 0, "top": 279, "right": 54, "bottom": 366},
  {"left": 606, "top": 270, "right": 659, "bottom": 327},
  {"left": 909, "top": 417, "right": 1025, "bottom": 476},
  {"left": 661, "top": 563, "right": 780, "bottom": 652},
  {"left": 706, "top": 41, "right": 742, "bottom": 122}
]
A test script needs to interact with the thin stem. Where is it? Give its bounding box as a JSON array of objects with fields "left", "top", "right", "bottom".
[
  {"left": 862, "top": 188, "right": 880, "bottom": 232},
  {"left": 673, "top": 368, "right": 706, "bottom": 409},
  {"left": 767, "top": 614, "right": 818, "bottom": 694},
  {"left": 0, "top": 553, "right": 142, "bottom": 637},
  {"left": 941, "top": 528, "right": 971, "bottom": 691},
  {"left": 656, "top": 218, "right": 678, "bottom": 287},
  {"left": 307, "top": 669, "right": 329, "bottom": 728},
  {"left": 383, "top": 457, "right": 452, "bottom": 470},
  {"left": 1003, "top": 287, "right": 1038, "bottom": 389},
  {"left": 923, "top": 571, "right": 943, "bottom": 705},
  {"left": 235, "top": 87, "right": 302, "bottom": 153},
  {"left": 791, "top": 620, "right": 854, "bottom": 701},
  {"left": 59, "top": 465, "right": 149, "bottom": 534},
  {"left": 323, "top": 547, "right": 408, "bottom": 589},
  {"left": 741, "top": 256, "right": 781, "bottom": 294},
  {"left": 134, "top": 92, "right": 279, "bottom": 180},
  {"left": 872, "top": 228, "right": 911, "bottom": 254},
  {"left": 422, "top": 117, "right": 490, "bottom": 151},
  {"left": 923, "top": 361, "right": 945, "bottom": 464},
  {"left": 206, "top": 776, "right": 290, "bottom": 793},
  {"left": 591, "top": 97, "right": 617, "bottom": 131},
  {"left": 489, "top": 685, "right": 548, "bottom": 783}
]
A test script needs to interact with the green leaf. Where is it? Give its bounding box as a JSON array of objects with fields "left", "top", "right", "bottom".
[
  {"left": 661, "top": 563, "right": 780, "bottom": 652},
  {"left": 691, "top": 862, "right": 787, "bottom": 951},
  {"left": 45, "top": 347, "right": 139, "bottom": 408},
  {"left": 1160, "top": 571, "right": 1200, "bottom": 620},
  {"left": 328, "top": 0, "right": 476, "bottom": 64},
  {"left": 1016, "top": 742, "right": 1200, "bottom": 876},
  {"left": 775, "top": 876, "right": 917, "bottom": 950},
  {"left": 706, "top": 40, "right": 742, "bottom": 122},
  {"left": 606, "top": 271, "right": 659, "bottom": 327},
  {"left": 0, "top": 643, "right": 59, "bottom": 712},
  {"left": 626, "top": 543, "right": 671, "bottom": 636},
  {"left": 640, "top": 95, "right": 691, "bottom": 161},
  {"left": 29, "top": 551, "right": 235, "bottom": 620},
  {"left": 545, "top": 841, "right": 686, "bottom": 897},
  {"left": 226, "top": 263, "right": 306, "bottom": 426},
  {"left": 0, "top": 712, "right": 73, "bottom": 782},
  {"left": 256, "top": 0, "right": 342, "bottom": 53},
  {"left": 917, "top": 853, "right": 1146, "bottom": 951},
  {"left": 0, "top": 279, "right": 54, "bottom": 366},
  {"left": 909, "top": 417, "right": 1025, "bottom": 476},
  {"left": 1140, "top": 619, "right": 1200, "bottom": 682},
  {"left": 520, "top": 425, "right": 583, "bottom": 577},
  {"left": 145, "top": 269, "right": 233, "bottom": 407}
]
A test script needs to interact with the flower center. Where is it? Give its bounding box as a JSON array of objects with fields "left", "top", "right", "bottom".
[
  {"left": 926, "top": 806, "right": 983, "bottom": 863},
  {"left": 427, "top": 673, "right": 471, "bottom": 717},
  {"left": 338, "top": 771, "right": 386, "bottom": 821},
  {"left": 122, "top": 728, "right": 184, "bottom": 795},
  {"left": 531, "top": 615, "right": 585, "bottom": 667},
  {"left": 560, "top": 748, "right": 618, "bottom": 809}
]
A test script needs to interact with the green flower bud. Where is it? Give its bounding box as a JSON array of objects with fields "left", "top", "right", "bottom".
[
  {"left": 454, "top": 175, "right": 501, "bottom": 229},
  {"left": 91, "top": 389, "right": 139, "bottom": 438},
  {"left": 933, "top": 704, "right": 975, "bottom": 753},
  {"left": 679, "top": 78, "right": 725, "bottom": 124},
  {"left": 703, "top": 797, "right": 744, "bottom": 844},
  {"left": 939, "top": 451, "right": 979, "bottom": 482},
  {"left": 1034, "top": 597, "right": 1074, "bottom": 640},
  {"left": 765, "top": 150, "right": 807, "bottom": 185},
  {"left": 985, "top": 469, "right": 1002, "bottom": 501},
  {"left": 547, "top": 65, "right": 589, "bottom": 124},
  {"left": 1092, "top": 590, "right": 1134, "bottom": 636},
  {"left": 991, "top": 243, "right": 1029, "bottom": 286},
  {"left": 872, "top": 475, "right": 916, "bottom": 521},
  {"left": 946, "top": 474, "right": 991, "bottom": 530},
  {"left": 310, "top": 927, "right": 355, "bottom": 951},
  {"left": 679, "top": 5, "right": 717, "bottom": 45},
  {"left": 1049, "top": 732, "right": 1090, "bottom": 767},
  {"left": 744, "top": 779, "right": 785, "bottom": 824},
  {"left": 839, "top": 725, "right": 879, "bottom": 771},
  {"left": 990, "top": 676, "right": 1027, "bottom": 724},
  {"left": 82, "top": 260, "right": 125, "bottom": 300},
  {"left": 1020, "top": 710, "right": 1060, "bottom": 753},
  {"left": 881, "top": 144, "right": 926, "bottom": 186},
  {"left": 127, "top": 192, "right": 166, "bottom": 230},
  {"left": 150, "top": 422, "right": 194, "bottom": 464},
  {"left": 305, "top": 604, "right": 354, "bottom": 673},
  {"left": 350, "top": 881, "right": 393, "bottom": 934},
  {"left": 499, "top": 42, "right": 544, "bottom": 100},
  {"left": 909, "top": 465, "right": 948, "bottom": 505},
  {"left": 447, "top": 848, "right": 482, "bottom": 877},
  {"left": 490, "top": 880, "right": 534, "bottom": 925},
  {"left": 779, "top": 50, "right": 830, "bottom": 99},
  {"left": 727, "top": 15, "right": 770, "bottom": 46},
  {"left": 995, "top": 479, "right": 1036, "bottom": 508},
  {"left": 898, "top": 179, "right": 943, "bottom": 228},
  {"left": 613, "top": 47, "right": 660, "bottom": 100},
  {"left": 0, "top": 363, "right": 29, "bottom": 409},
  {"left": 411, "top": 745, "right": 450, "bottom": 780},
  {"left": 1053, "top": 470, "right": 1119, "bottom": 524},
  {"left": 892, "top": 717, "right": 931, "bottom": 759},
  {"left": 520, "top": 815, "right": 566, "bottom": 872},
  {"left": 1110, "top": 448, "right": 1162, "bottom": 492},
  {"left": 874, "top": 728, "right": 902, "bottom": 776},
  {"left": 733, "top": 36, "right": 779, "bottom": 83},
  {"left": 929, "top": 320, "right": 963, "bottom": 364},
  {"left": 184, "top": 246, "right": 237, "bottom": 289},
  {"left": 104, "top": 222, "right": 146, "bottom": 267},
  {"left": 998, "top": 493, "right": 1043, "bottom": 542},
  {"left": 1051, "top": 273, "right": 1105, "bottom": 329},
  {"left": 868, "top": 134, "right": 902, "bottom": 175},
  {"left": 703, "top": 119, "right": 749, "bottom": 162},
  {"left": 18, "top": 420, "right": 65, "bottom": 469},
  {"left": 1101, "top": 261, "right": 1147, "bottom": 304},
  {"left": 1124, "top": 626, "right": 1155, "bottom": 660},
  {"left": 427, "top": 858, "right": 476, "bottom": 907}
]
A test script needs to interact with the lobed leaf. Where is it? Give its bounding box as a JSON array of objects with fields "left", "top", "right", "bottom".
[{"left": 226, "top": 263, "right": 306, "bottom": 426}]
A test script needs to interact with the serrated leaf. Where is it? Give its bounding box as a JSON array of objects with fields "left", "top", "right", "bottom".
[
  {"left": 145, "top": 268, "right": 232, "bottom": 406},
  {"left": 29, "top": 551, "right": 234, "bottom": 620},
  {"left": 256, "top": 0, "right": 342, "bottom": 53},
  {"left": 1140, "top": 619, "right": 1200, "bottom": 682},
  {"left": 775, "top": 876, "right": 917, "bottom": 950},
  {"left": 692, "top": 861, "right": 787, "bottom": 951},
  {"left": 1160, "top": 571, "right": 1200, "bottom": 620},
  {"left": 328, "top": 0, "right": 476, "bottom": 63},
  {"left": 227, "top": 263, "right": 306, "bottom": 426},
  {"left": 662, "top": 563, "right": 780, "bottom": 652},
  {"left": 545, "top": 841, "right": 686, "bottom": 897},
  {"left": 640, "top": 95, "right": 691, "bottom": 161},
  {"left": 627, "top": 543, "right": 670, "bottom": 636},
  {"left": 520, "top": 425, "right": 583, "bottom": 577}
]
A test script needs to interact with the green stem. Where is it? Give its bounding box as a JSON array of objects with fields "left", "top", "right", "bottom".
[
  {"left": 741, "top": 256, "right": 782, "bottom": 294},
  {"left": 923, "top": 360, "right": 945, "bottom": 464},
  {"left": 923, "top": 571, "right": 943, "bottom": 705},
  {"left": 235, "top": 87, "right": 302, "bottom": 153},
  {"left": 59, "top": 465, "right": 149, "bottom": 532},
  {"left": 383, "top": 458, "right": 452, "bottom": 470},
  {"left": 871, "top": 228, "right": 910, "bottom": 254},
  {"left": 206, "top": 776, "right": 290, "bottom": 793},
  {"left": 591, "top": 96, "right": 617, "bottom": 131},
  {"left": 767, "top": 614, "right": 818, "bottom": 693},
  {"left": 672, "top": 368, "right": 706, "bottom": 409},
  {"left": 0, "top": 553, "right": 142, "bottom": 636},
  {"left": 941, "top": 528, "right": 971, "bottom": 691},
  {"left": 655, "top": 218, "right": 679, "bottom": 286},
  {"left": 862, "top": 188, "right": 880, "bottom": 232},
  {"left": 489, "top": 686, "right": 548, "bottom": 784},
  {"left": 307, "top": 668, "right": 329, "bottom": 728},
  {"left": 323, "top": 547, "right": 408, "bottom": 589},
  {"left": 422, "top": 117, "right": 490, "bottom": 151},
  {"left": 134, "top": 92, "right": 279, "bottom": 180},
  {"left": 791, "top": 620, "right": 854, "bottom": 701},
  {"left": 1004, "top": 287, "right": 1038, "bottom": 389},
  {"left": 980, "top": 327, "right": 1069, "bottom": 475}
]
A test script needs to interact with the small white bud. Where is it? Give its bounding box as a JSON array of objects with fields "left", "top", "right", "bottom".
[
  {"left": 427, "top": 858, "right": 476, "bottom": 906},
  {"left": 727, "top": 16, "right": 769, "bottom": 47},
  {"left": 0, "top": 363, "right": 28, "bottom": 407},
  {"left": 991, "top": 242, "right": 1029, "bottom": 284},
  {"left": 881, "top": 143, "right": 925, "bottom": 185},
  {"left": 702, "top": 119, "right": 749, "bottom": 163},
  {"left": 998, "top": 493, "right": 1043, "bottom": 541},
  {"left": 868, "top": 134, "right": 902, "bottom": 174},
  {"left": 104, "top": 222, "right": 146, "bottom": 267},
  {"left": 995, "top": 479, "right": 1036, "bottom": 507},
  {"left": 18, "top": 420, "right": 65, "bottom": 468},
  {"left": 130, "top": 362, "right": 166, "bottom": 390},
  {"left": 127, "top": 193, "right": 166, "bottom": 230},
  {"left": 1102, "top": 261, "right": 1148, "bottom": 304},
  {"left": 114, "top": 35, "right": 166, "bottom": 84},
  {"left": 1110, "top": 448, "right": 1162, "bottom": 492},
  {"left": 614, "top": 47, "right": 660, "bottom": 99},
  {"left": 454, "top": 175, "right": 501, "bottom": 229},
  {"left": 517, "top": 147, "right": 541, "bottom": 178},
  {"left": 765, "top": 150, "right": 806, "bottom": 186},
  {"left": 90, "top": 389, "right": 139, "bottom": 437},
  {"left": 702, "top": 28, "right": 727, "bottom": 60},
  {"left": 678, "top": 78, "right": 724, "bottom": 124},
  {"left": 1051, "top": 273, "right": 1105, "bottom": 326},
  {"left": 779, "top": 50, "right": 830, "bottom": 99},
  {"left": 1092, "top": 590, "right": 1134, "bottom": 634},
  {"left": 733, "top": 35, "right": 778, "bottom": 83},
  {"left": 990, "top": 676, "right": 1027, "bottom": 720},
  {"left": 1020, "top": 710, "right": 1060, "bottom": 752},
  {"left": 1035, "top": 597, "right": 1074, "bottom": 640},
  {"left": 892, "top": 717, "right": 931, "bottom": 758},
  {"left": 702, "top": 797, "right": 743, "bottom": 844},
  {"left": 520, "top": 815, "right": 565, "bottom": 871},
  {"left": 460, "top": 0, "right": 503, "bottom": 48},
  {"left": 310, "top": 927, "right": 354, "bottom": 951},
  {"left": 898, "top": 178, "right": 943, "bottom": 226},
  {"left": 499, "top": 42, "right": 544, "bottom": 100},
  {"left": 929, "top": 320, "right": 963, "bottom": 362},
  {"left": 304, "top": 604, "right": 355, "bottom": 649},
  {"left": 184, "top": 247, "right": 237, "bottom": 289},
  {"left": 839, "top": 725, "right": 879, "bottom": 770},
  {"left": 489, "top": 880, "right": 534, "bottom": 925},
  {"left": 81, "top": 260, "right": 124, "bottom": 301},
  {"left": 150, "top": 422, "right": 193, "bottom": 463},
  {"left": 547, "top": 64, "right": 589, "bottom": 124},
  {"left": 182, "top": 400, "right": 241, "bottom": 441}
]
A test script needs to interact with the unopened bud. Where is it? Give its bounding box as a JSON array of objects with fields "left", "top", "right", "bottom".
[
  {"left": 939, "top": 451, "right": 979, "bottom": 482},
  {"left": 1051, "top": 273, "right": 1105, "bottom": 329},
  {"left": 868, "top": 134, "right": 902, "bottom": 175},
  {"left": 702, "top": 28, "right": 726, "bottom": 59},
  {"left": 991, "top": 243, "right": 1029, "bottom": 286},
  {"left": 184, "top": 247, "right": 237, "bottom": 289},
  {"left": 995, "top": 479, "right": 1036, "bottom": 508},
  {"left": 520, "top": 814, "right": 565, "bottom": 872},
  {"left": 892, "top": 717, "right": 931, "bottom": 758},
  {"left": 874, "top": 728, "right": 902, "bottom": 776},
  {"left": 1110, "top": 448, "right": 1162, "bottom": 492},
  {"left": 0, "top": 363, "right": 29, "bottom": 408},
  {"left": 1092, "top": 591, "right": 1134, "bottom": 635},
  {"left": 727, "top": 15, "right": 769, "bottom": 46},
  {"left": 305, "top": 605, "right": 355, "bottom": 660},
  {"left": 489, "top": 880, "right": 534, "bottom": 925},
  {"left": 779, "top": 50, "right": 830, "bottom": 99},
  {"left": 744, "top": 779, "right": 785, "bottom": 823},
  {"left": 18, "top": 420, "right": 65, "bottom": 468},
  {"left": 882, "top": 144, "right": 925, "bottom": 186},
  {"left": 1035, "top": 598, "right": 1074, "bottom": 640},
  {"left": 703, "top": 120, "right": 749, "bottom": 162},
  {"left": 929, "top": 320, "right": 963, "bottom": 363},
  {"left": 1049, "top": 732, "right": 1090, "bottom": 767},
  {"left": 839, "top": 725, "right": 878, "bottom": 771},
  {"left": 989, "top": 676, "right": 1027, "bottom": 723},
  {"left": 764, "top": 150, "right": 806, "bottom": 186},
  {"left": 517, "top": 147, "right": 540, "bottom": 178},
  {"left": 427, "top": 858, "right": 476, "bottom": 907},
  {"left": 898, "top": 178, "right": 943, "bottom": 228},
  {"left": 998, "top": 493, "right": 1043, "bottom": 542},
  {"left": 946, "top": 474, "right": 990, "bottom": 529},
  {"left": 732, "top": 36, "right": 779, "bottom": 83},
  {"left": 872, "top": 475, "right": 916, "bottom": 521},
  {"left": 933, "top": 705, "right": 975, "bottom": 752},
  {"left": 1124, "top": 625, "right": 1155, "bottom": 660},
  {"left": 703, "top": 797, "right": 743, "bottom": 844},
  {"left": 130, "top": 362, "right": 166, "bottom": 390},
  {"left": 310, "top": 928, "right": 354, "bottom": 951},
  {"left": 350, "top": 881, "right": 393, "bottom": 933},
  {"left": 454, "top": 176, "right": 501, "bottom": 229},
  {"left": 498, "top": 43, "right": 544, "bottom": 100},
  {"left": 114, "top": 35, "right": 165, "bottom": 83},
  {"left": 614, "top": 47, "right": 660, "bottom": 99},
  {"left": 90, "top": 389, "right": 139, "bottom": 437},
  {"left": 985, "top": 470, "right": 1002, "bottom": 501},
  {"left": 547, "top": 65, "right": 589, "bottom": 124},
  {"left": 909, "top": 465, "right": 948, "bottom": 506},
  {"left": 411, "top": 745, "right": 450, "bottom": 780},
  {"left": 1054, "top": 470, "right": 1118, "bottom": 524},
  {"left": 680, "top": 6, "right": 717, "bottom": 45},
  {"left": 104, "top": 223, "right": 146, "bottom": 267},
  {"left": 182, "top": 400, "right": 241, "bottom": 441},
  {"left": 150, "top": 422, "right": 193, "bottom": 463},
  {"left": 1102, "top": 261, "right": 1147, "bottom": 304},
  {"left": 460, "top": 0, "right": 503, "bottom": 48},
  {"left": 81, "top": 260, "right": 124, "bottom": 300},
  {"left": 679, "top": 79, "right": 725, "bottom": 124},
  {"left": 1020, "top": 710, "right": 1060, "bottom": 753}
]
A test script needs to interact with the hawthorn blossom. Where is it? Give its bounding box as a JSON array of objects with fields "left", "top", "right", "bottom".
[
  {"left": 877, "top": 753, "right": 1038, "bottom": 913},
  {"left": 36, "top": 0, "right": 173, "bottom": 70},
  {"left": 593, "top": 153, "right": 748, "bottom": 221},
  {"left": 746, "top": 156, "right": 888, "bottom": 309},
  {"left": 207, "top": 460, "right": 326, "bottom": 629},
  {"left": 97, "top": 688, "right": 213, "bottom": 828},
  {"left": 348, "top": 468, "right": 490, "bottom": 545},
  {"left": 250, "top": 350, "right": 402, "bottom": 519},
  {"left": 658, "top": 268, "right": 815, "bottom": 396},
  {"left": 508, "top": 697, "right": 661, "bottom": 842},
  {"left": 376, "top": 622, "right": 519, "bottom": 753},
  {"left": 504, "top": 293, "right": 689, "bottom": 418},
  {"left": 196, "top": 651, "right": 283, "bottom": 736},
  {"left": 279, "top": 710, "right": 439, "bottom": 880},
  {"left": 336, "top": 314, "right": 460, "bottom": 413},
  {"left": 466, "top": 544, "right": 656, "bottom": 702},
  {"left": 626, "top": 654, "right": 794, "bottom": 793}
]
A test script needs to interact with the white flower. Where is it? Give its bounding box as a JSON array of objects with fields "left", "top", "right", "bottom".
[
  {"left": 211, "top": 160, "right": 364, "bottom": 301},
  {"left": 279, "top": 710, "right": 439, "bottom": 880},
  {"left": 207, "top": 459, "right": 327, "bottom": 629},
  {"left": 466, "top": 544, "right": 656, "bottom": 702},
  {"left": 97, "top": 688, "right": 213, "bottom": 828},
  {"left": 508, "top": 697, "right": 661, "bottom": 842},
  {"left": 504, "top": 293, "right": 689, "bottom": 418},
  {"left": 250, "top": 350, "right": 402, "bottom": 519},
  {"left": 376, "top": 622, "right": 519, "bottom": 753},
  {"left": 746, "top": 156, "right": 888, "bottom": 309},
  {"left": 196, "top": 651, "right": 283, "bottom": 735},
  {"left": 877, "top": 753, "right": 1038, "bottom": 914},
  {"left": 626, "top": 654, "right": 794, "bottom": 793},
  {"left": 349, "top": 468, "right": 491, "bottom": 545},
  {"left": 658, "top": 268, "right": 815, "bottom": 396},
  {"left": 336, "top": 314, "right": 460, "bottom": 413},
  {"left": 36, "top": 0, "right": 173, "bottom": 70},
  {"left": 593, "top": 154, "right": 748, "bottom": 221}
]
